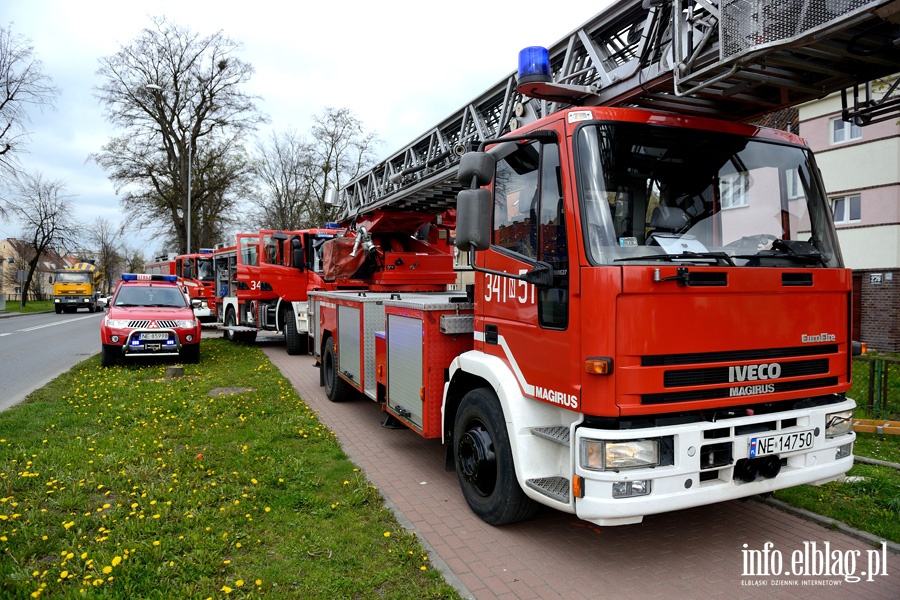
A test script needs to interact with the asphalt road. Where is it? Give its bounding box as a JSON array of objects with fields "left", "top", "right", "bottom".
[{"left": 0, "top": 310, "right": 103, "bottom": 411}]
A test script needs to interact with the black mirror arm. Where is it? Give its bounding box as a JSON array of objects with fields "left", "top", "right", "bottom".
[{"left": 467, "top": 247, "right": 554, "bottom": 289}]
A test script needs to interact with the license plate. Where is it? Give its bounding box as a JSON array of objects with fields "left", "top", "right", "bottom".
[
  {"left": 141, "top": 332, "right": 168, "bottom": 341},
  {"left": 749, "top": 430, "right": 814, "bottom": 458}
]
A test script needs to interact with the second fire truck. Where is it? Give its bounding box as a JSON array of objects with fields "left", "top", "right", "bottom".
[{"left": 216, "top": 228, "right": 342, "bottom": 354}]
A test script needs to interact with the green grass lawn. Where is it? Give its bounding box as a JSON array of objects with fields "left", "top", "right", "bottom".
[
  {"left": 0, "top": 339, "right": 460, "bottom": 599},
  {"left": 1, "top": 300, "right": 55, "bottom": 314}
]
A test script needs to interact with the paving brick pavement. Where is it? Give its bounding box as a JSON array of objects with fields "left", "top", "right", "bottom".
[{"left": 264, "top": 347, "right": 899, "bottom": 600}]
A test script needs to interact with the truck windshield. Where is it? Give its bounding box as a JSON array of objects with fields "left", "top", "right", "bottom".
[
  {"left": 55, "top": 272, "right": 91, "bottom": 283},
  {"left": 574, "top": 122, "right": 842, "bottom": 267}
]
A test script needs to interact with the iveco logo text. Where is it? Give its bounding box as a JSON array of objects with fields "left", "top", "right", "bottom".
[
  {"left": 729, "top": 363, "right": 782, "bottom": 382},
  {"left": 801, "top": 332, "right": 836, "bottom": 343}
]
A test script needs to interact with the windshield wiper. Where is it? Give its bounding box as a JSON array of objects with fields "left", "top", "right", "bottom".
[
  {"left": 733, "top": 239, "right": 828, "bottom": 267},
  {"left": 614, "top": 251, "right": 735, "bottom": 266}
]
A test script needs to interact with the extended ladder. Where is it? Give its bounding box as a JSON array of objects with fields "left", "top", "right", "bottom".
[{"left": 338, "top": 0, "right": 900, "bottom": 222}]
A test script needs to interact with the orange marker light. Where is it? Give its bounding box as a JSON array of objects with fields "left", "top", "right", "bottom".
[{"left": 584, "top": 357, "right": 612, "bottom": 375}]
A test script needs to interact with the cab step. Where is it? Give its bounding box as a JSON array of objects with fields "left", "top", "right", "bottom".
[
  {"left": 526, "top": 476, "right": 570, "bottom": 503},
  {"left": 531, "top": 426, "right": 570, "bottom": 446}
]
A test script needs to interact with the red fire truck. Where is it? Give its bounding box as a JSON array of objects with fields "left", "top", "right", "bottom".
[
  {"left": 308, "top": 0, "right": 900, "bottom": 526},
  {"left": 174, "top": 250, "right": 215, "bottom": 323},
  {"left": 216, "top": 228, "right": 345, "bottom": 354},
  {"left": 146, "top": 251, "right": 215, "bottom": 323}
]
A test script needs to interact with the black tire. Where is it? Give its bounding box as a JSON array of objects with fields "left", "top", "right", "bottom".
[
  {"left": 224, "top": 309, "right": 238, "bottom": 342},
  {"left": 323, "top": 337, "right": 352, "bottom": 402},
  {"left": 182, "top": 343, "right": 200, "bottom": 364},
  {"left": 453, "top": 388, "right": 538, "bottom": 526},
  {"left": 100, "top": 344, "right": 118, "bottom": 367},
  {"left": 88, "top": 305, "right": 96, "bottom": 313},
  {"left": 283, "top": 307, "right": 307, "bottom": 355},
  {"left": 55, "top": 305, "right": 62, "bottom": 314}
]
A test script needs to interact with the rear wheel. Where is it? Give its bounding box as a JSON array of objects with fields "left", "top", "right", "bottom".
[
  {"left": 323, "top": 337, "right": 352, "bottom": 402},
  {"left": 100, "top": 344, "right": 118, "bottom": 367},
  {"left": 284, "top": 307, "right": 307, "bottom": 355},
  {"left": 453, "top": 387, "right": 538, "bottom": 526}
]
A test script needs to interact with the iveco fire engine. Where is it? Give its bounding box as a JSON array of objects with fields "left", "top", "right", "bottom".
[
  {"left": 217, "top": 228, "right": 344, "bottom": 354},
  {"left": 308, "top": 0, "right": 900, "bottom": 526}
]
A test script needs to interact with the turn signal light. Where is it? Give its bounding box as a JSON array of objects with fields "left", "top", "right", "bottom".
[{"left": 584, "top": 357, "right": 612, "bottom": 375}]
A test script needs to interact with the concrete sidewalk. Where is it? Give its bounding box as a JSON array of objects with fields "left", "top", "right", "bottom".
[{"left": 265, "top": 347, "right": 898, "bottom": 600}]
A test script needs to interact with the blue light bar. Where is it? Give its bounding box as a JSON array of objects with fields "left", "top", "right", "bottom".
[
  {"left": 324, "top": 222, "right": 342, "bottom": 229},
  {"left": 122, "top": 273, "right": 177, "bottom": 282},
  {"left": 517, "top": 46, "right": 551, "bottom": 85}
]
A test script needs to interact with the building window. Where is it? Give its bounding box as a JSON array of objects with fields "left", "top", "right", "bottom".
[
  {"left": 831, "top": 194, "right": 861, "bottom": 224},
  {"left": 785, "top": 168, "right": 802, "bottom": 199},
  {"left": 830, "top": 118, "right": 862, "bottom": 144},
  {"left": 720, "top": 172, "right": 750, "bottom": 209}
]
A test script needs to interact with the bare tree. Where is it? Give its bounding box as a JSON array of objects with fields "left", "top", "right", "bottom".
[
  {"left": 122, "top": 246, "right": 146, "bottom": 275},
  {"left": 3, "top": 171, "right": 78, "bottom": 307},
  {"left": 248, "top": 128, "right": 318, "bottom": 230},
  {"left": 310, "top": 107, "right": 379, "bottom": 225},
  {"left": 249, "top": 108, "right": 379, "bottom": 230},
  {"left": 0, "top": 24, "right": 59, "bottom": 184},
  {"left": 84, "top": 217, "right": 125, "bottom": 294},
  {"left": 92, "top": 16, "right": 265, "bottom": 253}
]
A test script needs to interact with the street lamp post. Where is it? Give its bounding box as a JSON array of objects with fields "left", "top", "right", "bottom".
[{"left": 146, "top": 83, "right": 192, "bottom": 255}]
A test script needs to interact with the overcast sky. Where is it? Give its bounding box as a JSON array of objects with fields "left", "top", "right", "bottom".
[{"left": 2, "top": 0, "right": 607, "bottom": 257}]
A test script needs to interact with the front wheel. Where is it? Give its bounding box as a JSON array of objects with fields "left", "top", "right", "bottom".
[
  {"left": 100, "top": 344, "right": 118, "bottom": 367},
  {"left": 182, "top": 343, "right": 200, "bottom": 364},
  {"left": 283, "top": 307, "right": 307, "bottom": 356},
  {"left": 223, "top": 309, "right": 237, "bottom": 342},
  {"left": 453, "top": 388, "right": 538, "bottom": 526},
  {"left": 323, "top": 337, "right": 353, "bottom": 402}
]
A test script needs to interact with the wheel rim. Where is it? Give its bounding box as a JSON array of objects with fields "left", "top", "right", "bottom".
[{"left": 457, "top": 420, "right": 497, "bottom": 497}]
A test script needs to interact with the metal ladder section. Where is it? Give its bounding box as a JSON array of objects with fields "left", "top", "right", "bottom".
[{"left": 337, "top": 0, "right": 900, "bottom": 223}]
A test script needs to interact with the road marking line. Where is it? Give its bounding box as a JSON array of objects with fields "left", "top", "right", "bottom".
[{"left": 18, "top": 314, "right": 100, "bottom": 332}]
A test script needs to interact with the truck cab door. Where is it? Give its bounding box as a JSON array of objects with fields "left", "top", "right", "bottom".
[{"left": 477, "top": 135, "right": 579, "bottom": 411}]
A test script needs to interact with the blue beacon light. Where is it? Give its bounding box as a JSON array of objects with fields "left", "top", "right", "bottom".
[{"left": 517, "top": 46, "right": 552, "bottom": 85}]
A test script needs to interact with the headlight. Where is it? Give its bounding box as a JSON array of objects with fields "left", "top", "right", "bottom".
[
  {"left": 173, "top": 319, "right": 198, "bottom": 328},
  {"left": 105, "top": 318, "right": 130, "bottom": 328},
  {"left": 825, "top": 410, "right": 854, "bottom": 438},
  {"left": 581, "top": 439, "right": 660, "bottom": 471}
]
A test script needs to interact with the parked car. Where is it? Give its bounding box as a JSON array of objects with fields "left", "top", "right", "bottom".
[{"left": 100, "top": 274, "right": 202, "bottom": 367}]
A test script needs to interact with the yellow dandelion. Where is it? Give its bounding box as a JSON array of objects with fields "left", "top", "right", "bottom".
[
  {"left": 235, "top": 579, "right": 244, "bottom": 587},
  {"left": 221, "top": 586, "right": 232, "bottom": 594},
  {"left": 152, "top": 540, "right": 160, "bottom": 546},
  {"left": 383, "top": 532, "right": 391, "bottom": 538}
]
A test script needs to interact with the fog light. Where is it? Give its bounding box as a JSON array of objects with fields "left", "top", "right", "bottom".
[
  {"left": 612, "top": 480, "right": 650, "bottom": 498},
  {"left": 186, "top": 335, "right": 193, "bottom": 342},
  {"left": 111, "top": 335, "right": 119, "bottom": 342},
  {"left": 836, "top": 443, "right": 852, "bottom": 460}
]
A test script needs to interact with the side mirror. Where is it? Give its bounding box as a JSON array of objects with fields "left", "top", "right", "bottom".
[
  {"left": 457, "top": 152, "right": 496, "bottom": 187},
  {"left": 292, "top": 238, "right": 305, "bottom": 271},
  {"left": 455, "top": 188, "right": 492, "bottom": 251},
  {"left": 191, "top": 299, "right": 202, "bottom": 308}
]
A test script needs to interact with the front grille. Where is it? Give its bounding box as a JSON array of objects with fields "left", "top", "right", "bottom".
[
  {"left": 641, "top": 377, "right": 839, "bottom": 405},
  {"left": 642, "top": 345, "right": 838, "bottom": 367},
  {"left": 664, "top": 359, "right": 829, "bottom": 387},
  {"left": 156, "top": 321, "right": 179, "bottom": 328},
  {"left": 128, "top": 320, "right": 151, "bottom": 328}
]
